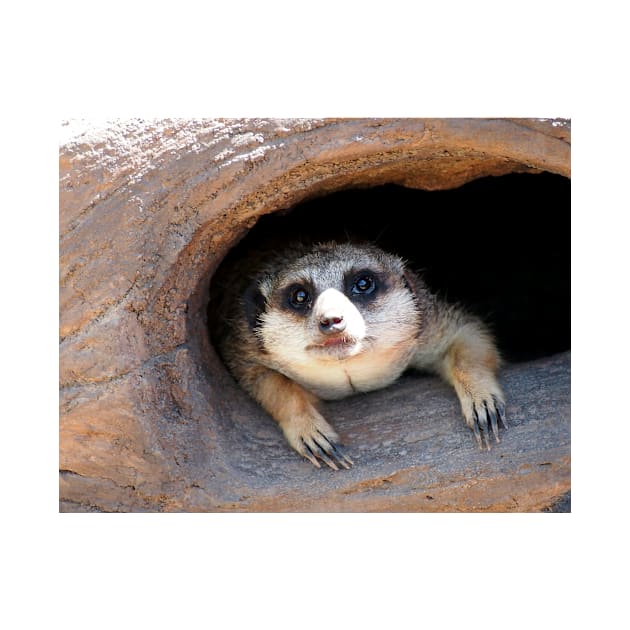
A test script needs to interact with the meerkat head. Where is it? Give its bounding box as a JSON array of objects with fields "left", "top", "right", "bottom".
[{"left": 247, "top": 242, "right": 422, "bottom": 370}]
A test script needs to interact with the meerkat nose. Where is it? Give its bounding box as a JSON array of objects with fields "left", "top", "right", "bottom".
[
  {"left": 319, "top": 313, "right": 346, "bottom": 334},
  {"left": 315, "top": 288, "right": 365, "bottom": 339}
]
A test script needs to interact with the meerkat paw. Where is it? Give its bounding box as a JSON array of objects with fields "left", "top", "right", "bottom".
[
  {"left": 248, "top": 369, "right": 354, "bottom": 470},
  {"left": 459, "top": 389, "right": 507, "bottom": 451},
  {"left": 282, "top": 414, "right": 354, "bottom": 470}
]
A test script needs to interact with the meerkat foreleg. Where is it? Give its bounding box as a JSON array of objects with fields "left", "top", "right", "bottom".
[
  {"left": 239, "top": 364, "right": 353, "bottom": 470},
  {"left": 440, "top": 322, "right": 507, "bottom": 449},
  {"left": 413, "top": 306, "right": 507, "bottom": 449}
]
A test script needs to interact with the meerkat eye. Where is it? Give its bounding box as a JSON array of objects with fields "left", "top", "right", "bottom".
[
  {"left": 351, "top": 273, "right": 376, "bottom": 295},
  {"left": 288, "top": 286, "right": 311, "bottom": 308}
]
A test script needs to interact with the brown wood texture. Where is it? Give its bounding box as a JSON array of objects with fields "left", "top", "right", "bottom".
[{"left": 59, "top": 118, "right": 571, "bottom": 512}]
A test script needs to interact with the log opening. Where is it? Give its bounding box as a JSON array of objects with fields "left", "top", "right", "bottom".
[{"left": 208, "top": 173, "right": 570, "bottom": 365}]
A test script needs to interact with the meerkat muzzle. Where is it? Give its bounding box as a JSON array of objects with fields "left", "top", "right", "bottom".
[{"left": 314, "top": 288, "right": 366, "bottom": 340}]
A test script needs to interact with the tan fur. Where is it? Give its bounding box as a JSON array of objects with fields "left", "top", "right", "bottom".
[
  {"left": 249, "top": 367, "right": 341, "bottom": 468},
  {"left": 211, "top": 241, "right": 506, "bottom": 468}
]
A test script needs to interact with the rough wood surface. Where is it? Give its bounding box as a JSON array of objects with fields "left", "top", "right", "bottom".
[{"left": 59, "top": 118, "right": 571, "bottom": 512}]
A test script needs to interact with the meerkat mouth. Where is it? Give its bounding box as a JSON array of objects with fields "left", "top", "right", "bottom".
[
  {"left": 307, "top": 335, "right": 356, "bottom": 348},
  {"left": 322, "top": 336, "right": 354, "bottom": 347},
  {"left": 306, "top": 335, "right": 365, "bottom": 358}
]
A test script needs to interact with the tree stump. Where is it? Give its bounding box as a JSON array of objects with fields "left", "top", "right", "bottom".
[{"left": 59, "top": 118, "right": 570, "bottom": 512}]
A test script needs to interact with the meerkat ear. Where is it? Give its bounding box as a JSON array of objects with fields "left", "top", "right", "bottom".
[
  {"left": 402, "top": 269, "right": 419, "bottom": 297},
  {"left": 243, "top": 280, "right": 267, "bottom": 331},
  {"left": 402, "top": 267, "right": 431, "bottom": 307}
]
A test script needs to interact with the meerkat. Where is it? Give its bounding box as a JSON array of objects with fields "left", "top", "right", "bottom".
[{"left": 211, "top": 241, "right": 507, "bottom": 470}]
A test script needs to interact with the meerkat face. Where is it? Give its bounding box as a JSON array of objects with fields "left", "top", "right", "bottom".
[{"left": 252, "top": 243, "right": 421, "bottom": 378}]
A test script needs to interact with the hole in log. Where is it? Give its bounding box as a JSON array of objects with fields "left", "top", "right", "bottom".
[{"left": 208, "top": 173, "right": 569, "bottom": 365}]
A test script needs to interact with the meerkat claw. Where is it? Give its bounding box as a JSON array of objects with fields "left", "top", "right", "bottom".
[
  {"left": 331, "top": 444, "right": 354, "bottom": 468},
  {"left": 473, "top": 403, "right": 492, "bottom": 450},
  {"left": 302, "top": 438, "right": 339, "bottom": 470},
  {"left": 316, "top": 430, "right": 354, "bottom": 468},
  {"left": 493, "top": 395, "right": 508, "bottom": 429},
  {"left": 311, "top": 442, "right": 339, "bottom": 470},
  {"left": 318, "top": 452, "right": 339, "bottom": 470},
  {"left": 469, "top": 397, "right": 506, "bottom": 449},
  {"left": 486, "top": 400, "right": 500, "bottom": 443},
  {"left": 299, "top": 443, "right": 322, "bottom": 468},
  {"left": 470, "top": 415, "right": 484, "bottom": 449}
]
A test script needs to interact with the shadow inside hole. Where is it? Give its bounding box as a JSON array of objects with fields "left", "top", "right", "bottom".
[{"left": 209, "top": 173, "right": 569, "bottom": 363}]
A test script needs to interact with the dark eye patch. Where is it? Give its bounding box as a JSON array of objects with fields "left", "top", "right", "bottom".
[
  {"left": 351, "top": 273, "right": 376, "bottom": 295},
  {"left": 281, "top": 282, "right": 314, "bottom": 314},
  {"left": 345, "top": 268, "right": 387, "bottom": 302}
]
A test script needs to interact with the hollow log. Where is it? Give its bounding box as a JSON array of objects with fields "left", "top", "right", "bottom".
[{"left": 59, "top": 118, "right": 571, "bottom": 512}]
